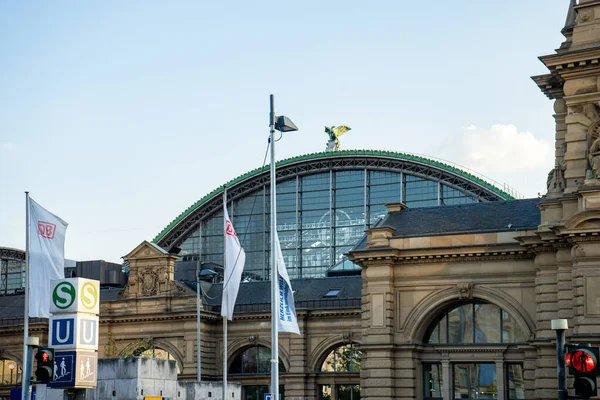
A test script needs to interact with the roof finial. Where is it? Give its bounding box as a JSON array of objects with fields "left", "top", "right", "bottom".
[
  {"left": 558, "top": 0, "right": 577, "bottom": 52},
  {"left": 562, "top": 0, "right": 577, "bottom": 35}
]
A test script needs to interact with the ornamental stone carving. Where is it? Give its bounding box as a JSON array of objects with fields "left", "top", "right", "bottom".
[
  {"left": 342, "top": 331, "right": 352, "bottom": 343},
  {"left": 457, "top": 283, "right": 473, "bottom": 299},
  {"left": 141, "top": 271, "right": 159, "bottom": 296}
]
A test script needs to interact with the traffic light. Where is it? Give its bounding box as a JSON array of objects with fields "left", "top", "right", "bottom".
[
  {"left": 35, "top": 347, "right": 54, "bottom": 383},
  {"left": 566, "top": 344, "right": 599, "bottom": 399}
]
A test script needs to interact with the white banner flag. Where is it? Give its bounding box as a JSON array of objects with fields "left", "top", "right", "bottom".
[
  {"left": 275, "top": 232, "right": 300, "bottom": 335},
  {"left": 29, "top": 198, "right": 68, "bottom": 318},
  {"left": 221, "top": 206, "right": 246, "bottom": 320}
]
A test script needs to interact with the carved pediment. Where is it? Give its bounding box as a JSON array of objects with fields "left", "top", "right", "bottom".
[
  {"left": 123, "top": 240, "right": 169, "bottom": 261},
  {"left": 119, "top": 241, "right": 181, "bottom": 299}
]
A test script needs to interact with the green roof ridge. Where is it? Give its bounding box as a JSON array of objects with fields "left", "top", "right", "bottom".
[{"left": 152, "top": 150, "right": 515, "bottom": 244}]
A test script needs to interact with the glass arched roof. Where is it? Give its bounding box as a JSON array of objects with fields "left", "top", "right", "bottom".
[{"left": 155, "top": 150, "right": 513, "bottom": 247}]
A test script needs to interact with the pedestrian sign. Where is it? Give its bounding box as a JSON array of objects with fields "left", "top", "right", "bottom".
[{"left": 48, "top": 350, "right": 97, "bottom": 388}]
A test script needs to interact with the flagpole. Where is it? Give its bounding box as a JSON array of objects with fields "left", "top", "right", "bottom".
[
  {"left": 222, "top": 187, "right": 228, "bottom": 400},
  {"left": 269, "top": 94, "right": 279, "bottom": 400},
  {"left": 21, "top": 192, "right": 30, "bottom": 400},
  {"left": 197, "top": 221, "right": 203, "bottom": 382}
]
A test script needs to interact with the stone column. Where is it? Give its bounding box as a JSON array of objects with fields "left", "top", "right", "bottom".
[
  {"left": 441, "top": 353, "right": 451, "bottom": 400},
  {"left": 556, "top": 246, "right": 574, "bottom": 327},
  {"left": 533, "top": 249, "right": 559, "bottom": 398},
  {"left": 285, "top": 315, "right": 311, "bottom": 400},
  {"left": 570, "top": 238, "right": 600, "bottom": 336},
  {"left": 495, "top": 354, "right": 505, "bottom": 400},
  {"left": 360, "top": 258, "right": 396, "bottom": 400},
  {"left": 395, "top": 347, "right": 418, "bottom": 400}
]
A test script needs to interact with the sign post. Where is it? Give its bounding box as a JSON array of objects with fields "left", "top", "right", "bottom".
[{"left": 47, "top": 278, "right": 100, "bottom": 389}]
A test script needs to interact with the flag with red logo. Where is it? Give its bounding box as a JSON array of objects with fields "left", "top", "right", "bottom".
[
  {"left": 221, "top": 205, "right": 246, "bottom": 320},
  {"left": 29, "top": 198, "right": 68, "bottom": 318}
]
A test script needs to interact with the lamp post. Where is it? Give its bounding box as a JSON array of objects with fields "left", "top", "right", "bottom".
[
  {"left": 9, "top": 363, "right": 15, "bottom": 385},
  {"left": 269, "top": 94, "right": 298, "bottom": 400},
  {"left": 196, "top": 261, "right": 217, "bottom": 382},
  {"left": 552, "top": 319, "right": 569, "bottom": 400}
]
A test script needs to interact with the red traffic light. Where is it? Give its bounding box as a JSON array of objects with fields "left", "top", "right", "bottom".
[{"left": 566, "top": 349, "right": 597, "bottom": 373}]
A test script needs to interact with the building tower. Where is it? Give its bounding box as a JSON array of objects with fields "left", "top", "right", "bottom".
[{"left": 531, "top": 0, "right": 600, "bottom": 397}]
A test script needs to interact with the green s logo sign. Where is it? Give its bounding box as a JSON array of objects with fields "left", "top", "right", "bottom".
[{"left": 52, "top": 282, "right": 76, "bottom": 310}]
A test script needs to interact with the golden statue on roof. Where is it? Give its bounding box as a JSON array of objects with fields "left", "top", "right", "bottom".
[{"left": 325, "top": 125, "right": 351, "bottom": 151}]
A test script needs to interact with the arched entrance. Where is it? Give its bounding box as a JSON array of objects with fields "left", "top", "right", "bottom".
[
  {"left": 421, "top": 301, "right": 529, "bottom": 400},
  {"left": 228, "top": 345, "right": 286, "bottom": 400},
  {"left": 316, "top": 343, "right": 361, "bottom": 400}
]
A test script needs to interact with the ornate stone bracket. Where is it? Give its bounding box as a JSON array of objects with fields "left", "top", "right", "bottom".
[
  {"left": 457, "top": 283, "right": 473, "bottom": 300},
  {"left": 342, "top": 331, "right": 353, "bottom": 343}
]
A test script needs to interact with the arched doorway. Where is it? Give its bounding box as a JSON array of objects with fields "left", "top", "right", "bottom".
[
  {"left": 228, "top": 345, "right": 286, "bottom": 400},
  {"left": 421, "top": 301, "right": 528, "bottom": 400},
  {"left": 317, "top": 343, "right": 361, "bottom": 400},
  {"left": 0, "top": 358, "right": 21, "bottom": 400},
  {"left": 0, "top": 358, "right": 21, "bottom": 385},
  {"left": 119, "top": 339, "right": 183, "bottom": 374}
]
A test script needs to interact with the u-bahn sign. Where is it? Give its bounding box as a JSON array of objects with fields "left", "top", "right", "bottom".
[
  {"left": 48, "top": 313, "right": 99, "bottom": 350},
  {"left": 50, "top": 278, "right": 100, "bottom": 315},
  {"left": 48, "top": 278, "right": 100, "bottom": 388}
]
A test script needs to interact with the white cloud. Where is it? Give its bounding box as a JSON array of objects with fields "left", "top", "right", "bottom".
[
  {"left": 433, "top": 124, "right": 554, "bottom": 198},
  {"left": 436, "top": 124, "right": 552, "bottom": 172}
]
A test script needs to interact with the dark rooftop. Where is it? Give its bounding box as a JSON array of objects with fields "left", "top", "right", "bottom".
[{"left": 354, "top": 198, "right": 540, "bottom": 251}]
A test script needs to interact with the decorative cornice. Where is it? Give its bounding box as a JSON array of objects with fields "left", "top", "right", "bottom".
[{"left": 354, "top": 249, "right": 533, "bottom": 265}]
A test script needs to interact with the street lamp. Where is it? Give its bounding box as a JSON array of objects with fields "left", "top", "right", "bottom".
[
  {"left": 9, "top": 363, "right": 15, "bottom": 385},
  {"left": 552, "top": 319, "right": 569, "bottom": 400},
  {"left": 269, "top": 94, "right": 298, "bottom": 400},
  {"left": 196, "top": 262, "right": 217, "bottom": 382}
]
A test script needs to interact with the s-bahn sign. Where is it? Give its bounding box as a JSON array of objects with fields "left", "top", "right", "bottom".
[
  {"left": 48, "top": 278, "right": 100, "bottom": 388},
  {"left": 50, "top": 278, "right": 99, "bottom": 315}
]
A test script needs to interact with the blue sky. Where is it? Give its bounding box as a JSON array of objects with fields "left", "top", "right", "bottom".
[{"left": 0, "top": 1, "right": 568, "bottom": 262}]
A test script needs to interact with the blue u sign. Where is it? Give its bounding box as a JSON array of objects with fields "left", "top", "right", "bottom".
[{"left": 51, "top": 318, "right": 75, "bottom": 347}]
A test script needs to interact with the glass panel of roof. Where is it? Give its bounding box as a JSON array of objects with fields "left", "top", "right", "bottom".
[
  {"left": 334, "top": 187, "right": 364, "bottom": 208},
  {"left": 335, "top": 170, "right": 364, "bottom": 189},
  {"left": 301, "top": 173, "right": 330, "bottom": 191},
  {"left": 301, "top": 190, "right": 330, "bottom": 210}
]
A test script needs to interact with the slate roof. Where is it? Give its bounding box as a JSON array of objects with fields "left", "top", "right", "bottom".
[
  {"left": 200, "top": 276, "right": 362, "bottom": 313},
  {"left": 353, "top": 198, "right": 540, "bottom": 251},
  {"left": 0, "top": 276, "right": 362, "bottom": 324}
]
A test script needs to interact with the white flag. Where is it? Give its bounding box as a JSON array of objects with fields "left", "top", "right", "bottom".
[
  {"left": 28, "top": 198, "right": 68, "bottom": 318},
  {"left": 221, "top": 206, "right": 246, "bottom": 320},
  {"left": 275, "top": 232, "right": 300, "bottom": 335}
]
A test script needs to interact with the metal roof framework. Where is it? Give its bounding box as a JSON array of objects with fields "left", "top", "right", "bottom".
[{"left": 154, "top": 150, "right": 514, "bottom": 252}]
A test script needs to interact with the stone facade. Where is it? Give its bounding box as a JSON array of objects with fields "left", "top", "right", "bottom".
[{"left": 2, "top": 2, "right": 600, "bottom": 400}]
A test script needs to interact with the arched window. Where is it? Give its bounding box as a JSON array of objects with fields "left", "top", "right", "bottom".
[
  {"left": 425, "top": 302, "right": 528, "bottom": 345},
  {"left": 318, "top": 344, "right": 361, "bottom": 400},
  {"left": 229, "top": 346, "right": 286, "bottom": 375},
  {"left": 421, "top": 302, "right": 528, "bottom": 400},
  {"left": 320, "top": 344, "right": 361, "bottom": 373},
  {"left": 0, "top": 359, "right": 21, "bottom": 386},
  {"left": 133, "top": 345, "right": 181, "bottom": 373}
]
